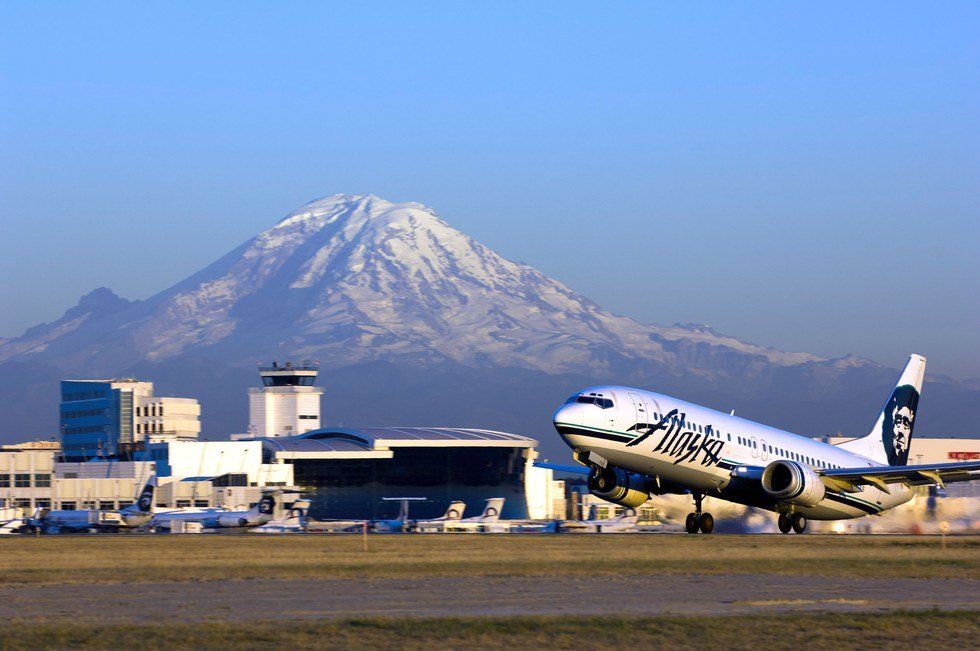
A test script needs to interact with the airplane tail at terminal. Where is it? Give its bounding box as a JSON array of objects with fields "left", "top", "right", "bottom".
[
  {"left": 444, "top": 500, "right": 465, "bottom": 520},
  {"left": 254, "top": 491, "right": 280, "bottom": 519},
  {"left": 837, "top": 354, "right": 925, "bottom": 466},
  {"left": 284, "top": 499, "right": 310, "bottom": 524},
  {"left": 480, "top": 498, "right": 504, "bottom": 522},
  {"left": 131, "top": 476, "right": 156, "bottom": 514}
]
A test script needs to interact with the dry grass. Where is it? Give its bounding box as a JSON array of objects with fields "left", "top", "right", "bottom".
[
  {"left": 0, "top": 534, "right": 976, "bottom": 585},
  {"left": 1, "top": 611, "right": 976, "bottom": 650}
]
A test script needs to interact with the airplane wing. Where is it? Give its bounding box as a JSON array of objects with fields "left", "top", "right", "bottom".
[
  {"left": 818, "top": 460, "right": 980, "bottom": 493},
  {"left": 533, "top": 461, "right": 588, "bottom": 475}
]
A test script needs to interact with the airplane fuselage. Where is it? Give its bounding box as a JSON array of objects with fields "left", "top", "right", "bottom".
[{"left": 554, "top": 386, "right": 914, "bottom": 520}]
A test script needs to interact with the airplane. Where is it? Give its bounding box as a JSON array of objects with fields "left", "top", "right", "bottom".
[
  {"left": 542, "top": 354, "right": 980, "bottom": 534},
  {"left": 371, "top": 497, "right": 427, "bottom": 533},
  {"left": 27, "top": 477, "right": 157, "bottom": 533},
  {"left": 251, "top": 499, "right": 311, "bottom": 534},
  {"left": 444, "top": 498, "right": 505, "bottom": 532},
  {"left": 149, "top": 490, "right": 282, "bottom": 531},
  {"left": 0, "top": 501, "right": 28, "bottom": 535},
  {"left": 303, "top": 499, "right": 463, "bottom": 534},
  {"left": 559, "top": 506, "right": 639, "bottom": 534},
  {"left": 411, "top": 500, "right": 466, "bottom": 533}
]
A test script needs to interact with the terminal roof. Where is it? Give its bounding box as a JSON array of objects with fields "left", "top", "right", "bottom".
[{"left": 259, "top": 426, "right": 537, "bottom": 460}]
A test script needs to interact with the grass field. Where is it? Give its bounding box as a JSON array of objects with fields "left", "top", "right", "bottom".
[
  {"left": 0, "top": 533, "right": 976, "bottom": 585},
  {"left": 1, "top": 611, "right": 976, "bottom": 650}
]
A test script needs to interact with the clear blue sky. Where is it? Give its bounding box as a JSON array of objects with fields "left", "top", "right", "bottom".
[{"left": 1, "top": 3, "right": 978, "bottom": 378}]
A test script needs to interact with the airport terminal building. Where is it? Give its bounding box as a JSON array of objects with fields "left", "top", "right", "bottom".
[{"left": 259, "top": 427, "right": 540, "bottom": 520}]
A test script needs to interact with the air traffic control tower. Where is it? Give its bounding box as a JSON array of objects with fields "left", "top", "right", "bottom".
[{"left": 247, "top": 362, "right": 323, "bottom": 438}]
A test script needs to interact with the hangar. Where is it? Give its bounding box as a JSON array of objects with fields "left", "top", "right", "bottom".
[{"left": 259, "top": 427, "right": 539, "bottom": 520}]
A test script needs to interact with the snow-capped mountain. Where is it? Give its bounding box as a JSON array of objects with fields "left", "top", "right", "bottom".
[
  {"left": 0, "top": 194, "right": 820, "bottom": 374},
  {"left": 0, "top": 194, "right": 975, "bottom": 450}
]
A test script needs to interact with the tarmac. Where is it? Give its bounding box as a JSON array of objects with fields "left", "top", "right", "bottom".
[{"left": 2, "top": 573, "right": 976, "bottom": 622}]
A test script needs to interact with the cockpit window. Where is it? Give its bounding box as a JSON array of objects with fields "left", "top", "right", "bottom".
[{"left": 575, "top": 395, "right": 614, "bottom": 409}]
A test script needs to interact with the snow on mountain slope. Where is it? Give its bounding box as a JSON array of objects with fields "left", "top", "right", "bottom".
[
  {"left": 0, "top": 194, "right": 825, "bottom": 375},
  {"left": 4, "top": 193, "right": 979, "bottom": 447}
]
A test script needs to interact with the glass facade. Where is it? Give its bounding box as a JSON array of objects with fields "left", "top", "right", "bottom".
[
  {"left": 290, "top": 446, "right": 530, "bottom": 520},
  {"left": 60, "top": 381, "right": 116, "bottom": 459}
]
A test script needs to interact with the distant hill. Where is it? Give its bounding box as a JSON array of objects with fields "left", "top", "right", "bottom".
[{"left": 1, "top": 194, "right": 975, "bottom": 458}]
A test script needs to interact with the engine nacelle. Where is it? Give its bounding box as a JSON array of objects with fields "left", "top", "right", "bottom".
[
  {"left": 588, "top": 466, "right": 650, "bottom": 508},
  {"left": 761, "top": 460, "right": 826, "bottom": 507},
  {"left": 217, "top": 515, "right": 249, "bottom": 528}
]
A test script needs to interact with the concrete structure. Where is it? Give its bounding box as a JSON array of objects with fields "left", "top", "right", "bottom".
[
  {"left": 247, "top": 362, "right": 323, "bottom": 438},
  {"left": 0, "top": 441, "right": 57, "bottom": 510},
  {"left": 60, "top": 378, "right": 200, "bottom": 459},
  {"left": 139, "top": 440, "right": 293, "bottom": 487},
  {"left": 0, "top": 438, "right": 293, "bottom": 511},
  {"left": 136, "top": 397, "right": 201, "bottom": 444},
  {"left": 259, "top": 427, "right": 540, "bottom": 520},
  {"left": 525, "top": 464, "right": 565, "bottom": 520},
  {"left": 53, "top": 460, "right": 156, "bottom": 511}
]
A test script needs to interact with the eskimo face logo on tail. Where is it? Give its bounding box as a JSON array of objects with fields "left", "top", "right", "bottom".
[
  {"left": 882, "top": 384, "right": 919, "bottom": 466},
  {"left": 137, "top": 487, "right": 154, "bottom": 512},
  {"left": 258, "top": 496, "right": 275, "bottom": 515}
]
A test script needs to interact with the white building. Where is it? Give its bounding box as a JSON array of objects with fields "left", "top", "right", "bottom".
[
  {"left": 524, "top": 462, "right": 565, "bottom": 520},
  {"left": 247, "top": 362, "right": 323, "bottom": 438},
  {"left": 141, "top": 440, "right": 293, "bottom": 488},
  {"left": 136, "top": 396, "right": 201, "bottom": 442}
]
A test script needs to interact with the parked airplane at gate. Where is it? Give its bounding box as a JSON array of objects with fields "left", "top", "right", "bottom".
[
  {"left": 150, "top": 490, "right": 282, "bottom": 531},
  {"left": 372, "top": 497, "right": 428, "bottom": 533},
  {"left": 252, "top": 499, "right": 311, "bottom": 534},
  {"left": 28, "top": 477, "right": 157, "bottom": 533},
  {"left": 412, "top": 500, "right": 466, "bottom": 532},
  {"left": 559, "top": 507, "right": 638, "bottom": 534},
  {"left": 444, "top": 498, "right": 505, "bottom": 532},
  {"left": 542, "top": 355, "right": 980, "bottom": 534}
]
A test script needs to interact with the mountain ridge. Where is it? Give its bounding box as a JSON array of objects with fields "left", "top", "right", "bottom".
[{"left": 0, "top": 194, "right": 975, "bottom": 454}]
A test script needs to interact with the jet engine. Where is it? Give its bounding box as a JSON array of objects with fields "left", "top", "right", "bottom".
[
  {"left": 761, "top": 460, "right": 826, "bottom": 507},
  {"left": 588, "top": 466, "right": 650, "bottom": 508},
  {"left": 217, "top": 515, "right": 250, "bottom": 528}
]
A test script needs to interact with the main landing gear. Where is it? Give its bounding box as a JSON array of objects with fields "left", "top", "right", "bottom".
[
  {"left": 685, "top": 492, "right": 714, "bottom": 534},
  {"left": 778, "top": 512, "right": 807, "bottom": 534}
]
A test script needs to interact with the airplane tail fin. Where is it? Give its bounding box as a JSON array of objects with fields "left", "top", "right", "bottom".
[
  {"left": 285, "top": 499, "right": 310, "bottom": 524},
  {"left": 127, "top": 475, "right": 156, "bottom": 514},
  {"left": 253, "top": 490, "right": 281, "bottom": 519},
  {"left": 837, "top": 354, "right": 925, "bottom": 466},
  {"left": 444, "top": 501, "right": 465, "bottom": 520},
  {"left": 480, "top": 498, "right": 504, "bottom": 522}
]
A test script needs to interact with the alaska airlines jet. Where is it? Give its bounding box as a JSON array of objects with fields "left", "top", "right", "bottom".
[
  {"left": 559, "top": 507, "right": 639, "bottom": 534},
  {"left": 150, "top": 490, "right": 282, "bottom": 531},
  {"left": 29, "top": 477, "right": 157, "bottom": 533},
  {"left": 545, "top": 355, "right": 979, "bottom": 534},
  {"left": 444, "top": 498, "right": 506, "bottom": 532},
  {"left": 412, "top": 500, "right": 467, "bottom": 532}
]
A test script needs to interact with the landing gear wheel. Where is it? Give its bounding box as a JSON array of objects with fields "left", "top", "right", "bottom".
[
  {"left": 698, "top": 512, "right": 714, "bottom": 534},
  {"left": 685, "top": 513, "right": 699, "bottom": 534},
  {"left": 791, "top": 513, "right": 807, "bottom": 534},
  {"left": 777, "top": 513, "right": 792, "bottom": 534}
]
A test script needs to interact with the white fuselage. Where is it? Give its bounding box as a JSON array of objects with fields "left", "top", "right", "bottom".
[{"left": 554, "top": 386, "right": 914, "bottom": 520}]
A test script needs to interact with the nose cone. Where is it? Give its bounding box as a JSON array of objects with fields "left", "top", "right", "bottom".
[{"left": 553, "top": 402, "right": 583, "bottom": 427}]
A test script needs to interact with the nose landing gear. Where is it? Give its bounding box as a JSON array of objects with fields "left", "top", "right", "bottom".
[
  {"left": 685, "top": 493, "right": 714, "bottom": 534},
  {"left": 778, "top": 512, "right": 807, "bottom": 534}
]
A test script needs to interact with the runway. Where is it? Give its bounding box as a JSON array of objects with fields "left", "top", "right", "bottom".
[{"left": 2, "top": 572, "right": 976, "bottom": 622}]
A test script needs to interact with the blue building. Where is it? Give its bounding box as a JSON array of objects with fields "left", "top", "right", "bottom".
[{"left": 60, "top": 379, "right": 200, "bottom": 460}]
